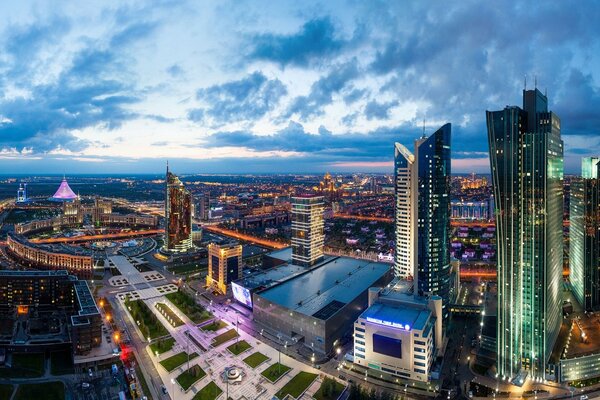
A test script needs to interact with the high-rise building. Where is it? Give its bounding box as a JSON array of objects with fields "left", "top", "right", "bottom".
[
  {"left": 206, "top": 242, "right": 243, "bottom": 294},
  {"left": 195, "top": 193, "right": 210, "bottom": 221},
  {"left": 570, "top": 157, "right": 600, "bottom": 311},
  {"left": 394, "top": 125, "right": 452, "bottom": 320},
  {"left": 165, "top": 165, "right": 193, "bottom": 252},
  {"left": 291, "top": 195, "right": 324, "bottom": 267},
  {"left": 393, "top": 143, "right": 416, "bottom": 278},
  {"left": 487, "top": 88, "right": 563, "bottom": 380}
]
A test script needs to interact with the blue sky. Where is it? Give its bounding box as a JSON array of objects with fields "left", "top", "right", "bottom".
[{"left": 0, "top": 1, "right": 599, "bottom": 174}]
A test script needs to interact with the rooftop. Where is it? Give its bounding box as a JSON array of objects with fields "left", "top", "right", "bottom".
[
  {"left": 265, "top": 247, "right": 293, "bottom": 262},
  {"left": 560, "top": 313, "right": 600, "bottom": 359},
  {"left": 235, "top": 262, "right": 308, "bottom": 291},
  {"left": 361, "top": 302, "right": 431, "bottom": 332},
  {"left": 0, "top": 269, "right": 70, "bottom": 277},
  {"left": 257, "top": 256, "right": 391, "bottom": 319}
]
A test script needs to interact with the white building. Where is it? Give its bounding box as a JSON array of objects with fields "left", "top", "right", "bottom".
[
  {"left": 353, "top": 284, "right": 443, "bottom": 382},
  {"left": 393, "top": 143, "right": 416, "bottom": 278}
]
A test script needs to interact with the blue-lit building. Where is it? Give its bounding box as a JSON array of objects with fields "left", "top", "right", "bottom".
[{"left": 353, "top": 283, "right": 443, "bottom": 382}]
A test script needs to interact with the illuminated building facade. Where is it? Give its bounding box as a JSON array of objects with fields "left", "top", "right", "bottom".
[
  {"left": 165, "top": 166, "right": 193, "bottom": 252},
  {"left": 353, "top": 286, "right": 443, "bottom": 382},
  {"left": 393, "top": 143, "right": 416, "bottom": 278},
  {"left": 0, "top": 270, "right": 101, "bottom": 355},
  {"left": 394, "top": 125, "right": 452, "bottom": 320},
  {"left": 7, "top": 233, "right": 94, "bottom": 279},
  {"left": 206, "top": 242, "right": 243, "bottom": 294},
  {"left": 487, "top": 88, "right": 563, "bottom": 380},
  {"left": 291, "top": 196, "right": 324, "bottom": 267},
  {"left": 570, "top": 157, "right": 600, "bottom": 311},
  {"left": 16, "top": 183, "right": 27, "bottom": 203}
]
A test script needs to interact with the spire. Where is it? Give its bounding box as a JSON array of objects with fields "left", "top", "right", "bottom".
[
  {"left": 422, "top": 118, "right": 426, "bottom": 138},
  {"left": 524, "top": 75, "right": 527, "bottom": 90}
]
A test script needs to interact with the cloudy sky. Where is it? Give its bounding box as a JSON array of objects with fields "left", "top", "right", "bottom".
[{"left": 0, "top": 0, "right": 599, "bottom": 174}]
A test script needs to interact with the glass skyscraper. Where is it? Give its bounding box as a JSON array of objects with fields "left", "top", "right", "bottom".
[
  {"left": 570, "top": 157, "right": 600, "bottom": 311},
  {"left": 487, "top": 88, "right": 563, "bottom": 380},
  {"left": 394, "top": 124, "right": 451, "bottom": 321},
  {"left": 165, "top": 165, "right": 193, "bottom": 252}
]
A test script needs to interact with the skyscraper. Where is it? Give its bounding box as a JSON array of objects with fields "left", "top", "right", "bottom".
[
  {"left": 165, "top": 165, "right": 193, "bottom": 252},
  {"left": 393, "top": 124, "right": 452, "bottom": 321},
  {"left": 487, "top": 88, "right": 563, "bottom": 380},
  {"left": 291, "top": 195, "right": 324, "bottom": 267},
  {"left": 570, "top": 157, "right": 600, "bottom": 311}
]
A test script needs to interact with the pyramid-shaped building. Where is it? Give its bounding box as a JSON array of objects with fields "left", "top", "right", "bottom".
[{"left": 49, "top": 178, "right": 78, "bottom": 201}]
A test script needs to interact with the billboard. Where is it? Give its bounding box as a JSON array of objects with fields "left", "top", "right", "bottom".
[
  {"left": 232, "top": 282, "right": 253, "bottom": 309},
  {"left": 373, "top": 333, "right": 402, "bottom": 358}
]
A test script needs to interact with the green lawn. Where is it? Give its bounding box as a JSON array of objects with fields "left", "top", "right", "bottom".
[
  {"left": 227, "top": 340, "right": 251, "bottom": 355},
  {"left": 159, "top": 351, "right": 199, "bottom": 372},
  {"left": 192, "top": 381, "right": 222, "bottom": 400},
  {"left": 149, "top": 336, "right": 176, "bottom": 355},
  {"left": 276, "top": 371, "right": 318, "bottom": 399},
  {"left": 0, "top": 353, "right": 45, "bottom": 378},
  {"left": 261, "top": 362, "right": 291, "bottom": 383},
  {"left": 166, "top": 290, "right": 212, "bottom": 323},
  {"left": 243, "top": 352, "right": 269, "bottom": 368},
  {"left": 314, "top": 377, "right": 345, "bottom": 400},
  {"left": 0, "top": 384, "right": 13, "bottom": 400},
  {"left": 155, "top": 303, "right": 184, "bottom": 327},
  {"left": 176, "top": 365, "right": 206, "bottom": 391},
  {"left": 125, "top": 298, "right": 169, "bottom": 339},
  {"left": 211, "top": 329, "right": 239, "bottom": 347},
  {"left": 201, "top": 319, "right": 227, "bottom": 332},
  {"left": 50, "top": 350, "right": 74, "bottom": 375},
  {"left": 14, "top": 382, "right": 64, "bottom": 400}
]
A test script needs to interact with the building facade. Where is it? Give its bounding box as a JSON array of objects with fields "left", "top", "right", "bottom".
[
  {"left": 570, "top": 157, "right": 600, "bottom": 311},
  {"left": 487, "top": 88, "right": 564, "bottom": 380},
  {"left": 291, "top": 196, "right": 324, "bottom": 267},
  {"left": 206, "top": 242, "right": 243, "bottom": 294},
  {"left": 353, "top": 287, "right": 443, "bottom": 382},
  {"left": 393, "top": 143, "right": 416, "bottom": 278},
  {"left": 7, "top": 233, "right": 94, "bottom": 279},
  {"left": 165, "top": 166, "right": 193, "bottom": 252}
]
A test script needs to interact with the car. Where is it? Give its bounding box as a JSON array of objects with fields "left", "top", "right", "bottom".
[
  {"left": 580, "top": 396, "right": 588, "bottom": 400},
  {"left": 82, "top": 383, "right": 90, "bottom": 389},
  {"left": 161, "top": 385, "right": 168, "bottom": 395},
  {"left": 338, "top": 375, "right": 346, "bottom": 381}
]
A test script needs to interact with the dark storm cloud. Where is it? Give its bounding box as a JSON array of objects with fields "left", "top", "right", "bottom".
[
  {"left": 364, "top": 100, "right": 396, "bottom": 120},
  {"left": 285, "top": 61, "right": 360, "bottom": 120},
  {"left": 247, "top": 17, "right": 347, "bottom": 67},
  {"left": 190, "top": 71, "right": 287, "bottom": 125},
  {"left": 553, "top": 69, "right": 600, "bottom": 136}
]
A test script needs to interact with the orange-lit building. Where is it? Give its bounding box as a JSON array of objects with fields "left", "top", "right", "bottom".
[
  {"left": 7, "top": 233, "right": 94, "bottom": 279},
  {"left": 165, "top": 166, "right": 193, "bottom": 252},
  {"left": 206, "top": 242, "right": 242, "bottom": 294}
]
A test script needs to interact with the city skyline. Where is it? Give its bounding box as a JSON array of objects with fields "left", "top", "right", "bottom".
[{"left": 0, "top": 1, "right": 599, "bottom": 174}]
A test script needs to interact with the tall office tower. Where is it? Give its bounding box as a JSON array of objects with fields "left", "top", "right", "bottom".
[
  {"left": 291, "top": 195, "right": 325, "bottom": 267},
  {"left": 487, "top": 88, "right": 564, "bottom": 380},
  {"left": 165, "top": 165, "right": 193, "bottom": 252},
  {"left": 393, "top": 124, "right": 452, "bottom": 320},
  {"left": 414, "top": 124, "right": 452, "bottom": 319},
  {"left": 393, "top": 143, "right": 416, "bottom": 278},
  {"left": 570, "top": 157, "right": 600, "bottom": 311},
  {"left": 206, "top": 242, "right": 243, "bottom": 294}
]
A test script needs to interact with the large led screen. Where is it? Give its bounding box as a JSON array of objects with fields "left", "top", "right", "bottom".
[
  {"left": 373, "top": 333, "right": 402, "bottom": 358},
  {"left": 232, "top": 282, "right": 253, "bottom": 309}
]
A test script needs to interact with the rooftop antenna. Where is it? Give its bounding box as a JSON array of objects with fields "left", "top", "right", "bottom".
[
  {"left": 534, "top": 75, "right": 537, "bottom": 90},
  {"left": 524, "top": 75, "right": 527, "bottom": 90},
  {"left": 422, "top": 118, "right": 426, "bottom": 138}
]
